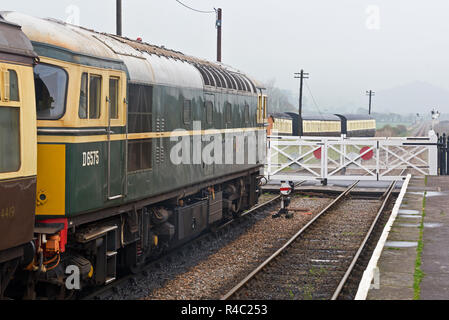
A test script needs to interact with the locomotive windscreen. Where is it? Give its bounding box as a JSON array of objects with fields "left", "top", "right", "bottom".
[{"left": 34, "top": 64, "right": 68, "bottom": 120}]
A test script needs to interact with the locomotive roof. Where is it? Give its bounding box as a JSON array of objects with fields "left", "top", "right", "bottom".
[
  {"left": 334, "top": 114, "right": 375, "bottom": 121},
  {"left": 0, "top": 11, "right": 259, "bottom": 93},
  {"left": 0, "top": 14, "right": 37, "bottom": 64}
]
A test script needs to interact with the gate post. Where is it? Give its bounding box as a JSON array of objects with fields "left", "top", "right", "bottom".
[
  {"left": 437, "top": 133, "right": 441, "bottom": 175},
  {"left": 429, "top": 131, "right": 439, "bottom": 176},
  {"left": 443, "top": 134, "right": 447, "bottom": 175},
  {"left": 446, "top": 134, "right": 449, "bottom": 175}
]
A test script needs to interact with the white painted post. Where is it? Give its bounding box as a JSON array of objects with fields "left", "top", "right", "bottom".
[
  {"left": 266, "top": 138, "right": 271, "bottom": 178},
  {"left": 376, "top": 142, "right": 380, "bottom": 180},
  {"left": 428, "top": 130, "right": 438, "bottom": 175},
  {"left": 370, "top": 266, "right": 380, "bottom": 290}
]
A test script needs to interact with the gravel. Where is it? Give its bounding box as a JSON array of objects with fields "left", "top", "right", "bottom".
[
  {"left": 230, "top": 198, "right": 383, "bottom": 300},
  {"left": 108, "top": 194, "right": 332, "bottom": 300}
]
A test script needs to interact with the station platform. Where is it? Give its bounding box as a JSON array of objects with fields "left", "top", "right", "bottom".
[{"left": 366, "top": 175, "right": 449, "bottom": 300}]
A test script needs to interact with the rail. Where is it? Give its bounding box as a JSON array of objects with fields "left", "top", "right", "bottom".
[
  {"left": 331, "top": 179, "right": 397, "bottom": 299},
  {"left": 221, "top": 181, "right": 359, "bottom": 300},
  {"left": 81, "top": 192, "right": 287, "bottom": 300}
]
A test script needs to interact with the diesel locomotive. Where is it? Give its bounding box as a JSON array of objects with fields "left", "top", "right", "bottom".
[
  {"left": 0, "top": 11, "right": 268, "bottom": 299},
  {"left": 271, "top": 112, "right": 376, "bottom": 137}
]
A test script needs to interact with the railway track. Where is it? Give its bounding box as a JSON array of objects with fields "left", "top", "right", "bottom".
[
  {"left": 413, "top": 121, "right": 429, "bottom": 137},
  {"left": 81, "top": 186, "right": 297, "bottom": 300},
  {"left": 221, "top": 180, "right": 397, "bottom": 300}
]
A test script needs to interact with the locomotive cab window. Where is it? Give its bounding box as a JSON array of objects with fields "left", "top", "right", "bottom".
[
  {"left": 34, "top": 64, "right": 68, "bottom": 120},
  {"left": 109, "top": 77, "right": 119, "bottom": 119},
  {"left": 89, "top": 75, "right": 101, "bottom": 119},
  {"left": 79, "top": 73, "right": 102, "bottom": 119}
]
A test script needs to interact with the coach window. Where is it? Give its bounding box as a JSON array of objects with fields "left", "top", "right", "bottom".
[
  {"left": 8, "top": 70, "right": 19, "bottom": 101},
  {"left": 34, "top": 64, "right": 68, "bottom": 120},
  {"left": 257, "top": 96, "right": 262, "bottom": 123},
  {"left": 263, "top": 96, "right": 268, "bottom": 119},
  {"left": 183, "top": 99, "right": 192, "bottom": 125},
  {"left": 0, "top": 107, "right": 20, "bottom": 173},
  {"left": 109, "top": 77, "right": 119, "bottom": 119},
  {"left": 205, "top": 101, "right": 213, "bottom": 124}
]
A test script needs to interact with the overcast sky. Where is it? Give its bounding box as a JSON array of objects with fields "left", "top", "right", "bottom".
[{"left": 2, "top": 0, "right": 449, "bottom": 112}]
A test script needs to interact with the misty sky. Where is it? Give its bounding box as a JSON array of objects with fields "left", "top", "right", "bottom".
[{"left": 2, "top": 0, "right": 449, "bottom": 113}]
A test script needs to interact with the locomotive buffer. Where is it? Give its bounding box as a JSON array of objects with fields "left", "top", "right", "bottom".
[{"left": 272, "top": 181, "right": 295, "bottom": 219}]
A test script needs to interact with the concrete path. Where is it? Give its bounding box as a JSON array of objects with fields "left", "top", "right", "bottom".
[
  {"left": 420, "top": 176, "right": 449, "bottom": 299},
  {"left": 367, "top": 175, "right": 449, "bottom": 300}
]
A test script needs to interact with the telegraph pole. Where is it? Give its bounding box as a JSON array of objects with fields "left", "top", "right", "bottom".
[
  {"left": 294, "top": 70, "right": 309, "bottom": 136},
  {"left": 116, "top": 0, "right": 122, "bottom": 36},
  {"left": 216, "top": 8, "right": 222, "bottom": 62},
  {"left": 366, "top": 90, "right": 375, "bottom": 114}
]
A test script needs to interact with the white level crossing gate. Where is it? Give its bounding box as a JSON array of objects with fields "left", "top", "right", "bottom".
[{"left": 265, "top": 131, "right": 438, "bottom": 182}]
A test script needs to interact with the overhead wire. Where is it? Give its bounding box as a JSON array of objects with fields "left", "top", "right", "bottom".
[
  {"left": 305, "top": 81, "right": 323, "bottom": 116},
  {"left": 175, "top": 0, "right": 216, "bottom": 14}
]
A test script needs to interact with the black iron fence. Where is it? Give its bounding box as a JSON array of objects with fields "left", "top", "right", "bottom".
[{"left": 437, "top": 133, "right": 449, "bottom": 175}]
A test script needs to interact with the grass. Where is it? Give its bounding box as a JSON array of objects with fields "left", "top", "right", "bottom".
[
  {"left": 386, "top": 247, "right": 402, "bottom": 251},
  {"left": 309, "top": 266, "right": 328, "bottom": 276},
  {"left": 302, "top": 285, "right": 314, "bottom": 300},
  {"left": 413, "top": 191, "right": 426, "bottom": 300}
]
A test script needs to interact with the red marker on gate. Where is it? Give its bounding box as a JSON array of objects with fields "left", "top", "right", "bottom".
[
  {"left": 360, "top": 146, "right": 374, "bottom": 160},
  {"left": 313, "top": 147, "right": 322, "bottom": 159}
]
